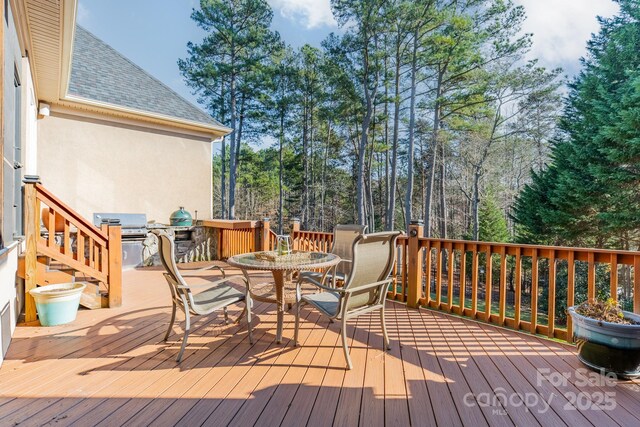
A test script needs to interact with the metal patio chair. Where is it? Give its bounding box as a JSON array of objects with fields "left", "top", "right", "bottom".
[
  {"left": 294, "top": 231, "right": 401, "bottom": 369},
  {"left": 298, "top": 224, "right": 367, "bottom": 288},
  {"left": 155, "top": 230, "right": 253, "bottom": 362}
]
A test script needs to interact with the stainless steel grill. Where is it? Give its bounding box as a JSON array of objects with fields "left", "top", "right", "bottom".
[
  {"left": 93, "top": 213, "right": 148, "bottom": 269},
  {"left": 93, "top": 213, "right": 147, "bottom": 238}
]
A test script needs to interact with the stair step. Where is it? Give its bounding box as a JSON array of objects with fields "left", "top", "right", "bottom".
[
  {"left": 20, "top": 254, "right": 108, "bottom": 310},
  {"left": 80, "top": 282, "right": 108, "bottom": 310}
]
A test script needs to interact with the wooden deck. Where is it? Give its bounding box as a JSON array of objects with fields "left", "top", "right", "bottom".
[{"left": 1, "top": 264, "right": 639, "bottom": 427}]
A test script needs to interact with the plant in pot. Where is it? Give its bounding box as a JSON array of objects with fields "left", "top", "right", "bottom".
[{"left": 568, "top": 299, "right": 640, "bottom": 378}]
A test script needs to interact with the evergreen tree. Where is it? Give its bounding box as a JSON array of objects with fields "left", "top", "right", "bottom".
[
  {"left": 513, "top": 0, "right": 640, "bottom": 250},
  {"left": 179, "top": 0, "right": 279, "bottom": 219},
  {"left": 478, "top": 194, "right": 509, "bottom": 242}
]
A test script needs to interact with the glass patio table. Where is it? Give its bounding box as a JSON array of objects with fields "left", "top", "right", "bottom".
[{"left": 227, "top": 251, "right": 341, "bottom": 343}]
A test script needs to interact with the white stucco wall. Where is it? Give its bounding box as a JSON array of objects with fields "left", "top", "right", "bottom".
[{"left": 37, "top": 111, "right": 213, "bottom": 223}]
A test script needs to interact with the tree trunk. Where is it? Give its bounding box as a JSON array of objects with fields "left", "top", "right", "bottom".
[
  {"left": 439, "top": 137, "right": 447, "bottom": 238},
  {"left": 425, "top": 71, "right": 443, "bottom": 237},
  {"left": 228, "top": 71, "right": 238, "bottom": 220},
  {"left": 219, "top": 83, "right": 227, "bottom": 218},
  {"left": 357, "top": 73, "right": 374, "bottom": 225},
  {"left": 302, "top": 101, "right": 309, "bottom": 229},
  {"left": 220, "top": 137, "right": 226, "bottom": 218},
  {"left": 472, "top": 166, "right": 481, "bottom": 240},
  {"left": 320, "top": 121, "right": 330, "bottom": 231},
  {"left": 386, "top": 34, "right": 402, "bottom": 231},
  {"left": 310, "top": 96, "right": 315, "bottom": 229},
  {"left": 278, "top": 113, "right": 285, "bottom": 234},
  {"left": 404, "top": 29, "right": 419, "bottom": 231},
  {"left": 235, "top": 94, "right": 245, "bottom": 215}
]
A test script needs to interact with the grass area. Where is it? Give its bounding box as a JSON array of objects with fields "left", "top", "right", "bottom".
[{"left": 389, "top": 284, "right": 569, "bottom": 329}]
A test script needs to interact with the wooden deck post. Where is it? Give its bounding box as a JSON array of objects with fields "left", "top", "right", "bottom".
[
  {"left": 634, "top": 256, "right": 640, "bottom": 314},
  {"left": 107, "top": 223, "right": 122, "bottom": 307},
  {"left": 261, "top": 218, "right": 270, "bottom": 251},
  {"left": 407, "top": 221, "right": 424, "bottom": 309},
  {"left": 290, "top": 218, "right": 300, "bottom": 251},
  {"left": 22, "top": 176, "right": 41, "bottom": 323}
]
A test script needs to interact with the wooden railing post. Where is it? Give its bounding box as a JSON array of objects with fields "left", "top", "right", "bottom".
[
  {"left": 634, "top": 256, "right": 640, "bottom": 314},
  {"left": 290, "top": 218, "right": 300, "bottom": 251},
  {"left": 107, "top": 223, "right": 122, "bottom": 307},
  {"left": 261, "top": 218, "right": 270, "bottom": 251},
  {"left": 407, "top": 220, "right": 424, "bottom": 308},
  {"left": 23, "top": 176, "right": 41, "bottom": 323}
]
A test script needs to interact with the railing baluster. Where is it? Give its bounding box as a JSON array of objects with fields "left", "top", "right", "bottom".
[
  {"left": 424, "top": 241, "right": 432, "bottom": 306},
  {"left": 64, "top": 220, "right": 71, "bottom": 256},
  {"left": 447, "top": 242, "right": 454, "bottom": 312},
  {"left": 634, "top": 256, "right": 640, "bottom": 314},
  {"left": 459, "top": 244, "right": 466, "bottom": 315},
  {"left": 435, "top": 241, "right": 442, "bottom": 306},
  {"left": 484, "top": 245, "right": 493, "bottom": 322},
  {"left": 471, "top": 244, "right": 478, "bottom": 319},
  {"left": 499, "top": 246, "right": 507, "bottom": 326},
  {"left": 47, "top": 208, "right": 56, "bottom": 248},
  {"left": 610, "top": 253, "right": 618, "bottom": 302},
  {"left": 530, "top": 248, "right": 539, "bottom": 334},
  {"left": 514, "top": 246, "right": 522, "bottom": 330},
  {"left": 89, "top": 237, "right": 95, "bottom": 268},
  {"left": 77, "top": 232, "right": 85, "bottom": 265},
  {"left": 567, "top": 251, "right": 575, "bottom": 341},
  {"left": 548, "top": 250, "right": 556, "bottom": 338},
  {"left": 401, "top": 242, "right": 408, "bottom": 302},
  {"left": 588, "top": 251, "right": 596, "bottom": 301}
]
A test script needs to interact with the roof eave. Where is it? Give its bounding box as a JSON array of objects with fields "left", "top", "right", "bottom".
[{"left": 61, "top": 94, "right": 233, "bottom": 138}]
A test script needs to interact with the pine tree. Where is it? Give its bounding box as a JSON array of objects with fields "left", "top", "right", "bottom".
[
  {"left": 513, "top": 0, "right": 640, "bottom": 250},
  {"left": 179, "top": 0, "right": 279, "bottom": 219},
  {"left": 477, "top": 194, "right": 509, "bottom": 242}
]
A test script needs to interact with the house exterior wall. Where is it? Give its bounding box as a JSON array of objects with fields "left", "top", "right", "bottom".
[
  {"left": 1, "top": 1, "right": 29, "bottom": 365},
  {"left": 37, "top": 111, "right": 213, "bottom": 224}
]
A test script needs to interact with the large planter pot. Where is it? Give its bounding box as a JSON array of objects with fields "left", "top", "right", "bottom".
[
  {"left": 29, "top": 283, "right": 86, "bottom": 326},
  {"left": 568, "top": 306, "right": 640, "bottom": 378}
]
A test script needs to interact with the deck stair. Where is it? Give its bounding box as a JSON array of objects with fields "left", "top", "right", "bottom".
[{"left": 19, "top": 177, "right": 122, "bottom": 323}]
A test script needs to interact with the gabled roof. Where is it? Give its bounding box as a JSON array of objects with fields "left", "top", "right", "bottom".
[{"left": 68, "top": 25, "right": 225, "bottom": 131}]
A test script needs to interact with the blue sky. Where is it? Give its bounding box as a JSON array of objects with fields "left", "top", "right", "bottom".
[{"left": 77, "top": 0, "right": 619, "bottom": 112}]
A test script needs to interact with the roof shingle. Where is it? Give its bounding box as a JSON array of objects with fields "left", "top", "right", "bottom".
[{"left": 68, "top": 26, "right": 224, "bottom": 129}]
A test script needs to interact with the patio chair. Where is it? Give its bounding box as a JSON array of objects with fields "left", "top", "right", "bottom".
[
  {"left": 294, "top": 231, "right": 401, "bottom": 369},
  {"left": 298, "top": 224, "right": 367, "bottom": 287},
  {"left": 155, "top": 230, "right": 253, "bottom": 362}
]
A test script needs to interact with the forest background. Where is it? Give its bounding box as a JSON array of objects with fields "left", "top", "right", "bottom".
[{"left": 179, "top": 0, "right": 639, "bottom": 258}]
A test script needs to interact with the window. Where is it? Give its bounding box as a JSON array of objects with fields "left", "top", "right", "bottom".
[
  {"left": 2, "top": 64, "right": 22, "bottom": 244},
  {"left": 13, "top": 67, "right": 22, "bottom": 237}
]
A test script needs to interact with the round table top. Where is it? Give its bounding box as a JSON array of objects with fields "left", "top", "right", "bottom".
[{"left": 227, "top": 251, "right": 340, "bottom": 271}]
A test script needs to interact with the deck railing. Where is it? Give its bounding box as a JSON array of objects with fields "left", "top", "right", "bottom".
[
  {"left": 202, "top": 219, "right": 274, "bottom": 259},
  {"left": 22, "top": 178, "right": 122, "bottom": 322},
  {"left": 287, "top": 220, "right": 640, "bottom": 343},
  {"left": 202, "top": 217, "right": 639, "bottom": 343}
]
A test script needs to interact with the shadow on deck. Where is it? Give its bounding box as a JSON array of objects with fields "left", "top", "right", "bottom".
[{"left": 1, "top": 263, "right": 639, "bottom": 426}]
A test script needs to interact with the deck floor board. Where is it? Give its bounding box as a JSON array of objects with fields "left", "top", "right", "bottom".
[{"left": 2, "top": 265, "right": 638, "bottom": 426}]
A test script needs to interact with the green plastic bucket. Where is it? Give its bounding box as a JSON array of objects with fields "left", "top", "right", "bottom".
[{"left": 29, "top": 283, "right": 86, "bottom": 326}]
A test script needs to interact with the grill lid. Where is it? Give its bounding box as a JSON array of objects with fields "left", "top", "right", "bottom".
[{"left": 93, "top": 213, "right": 147, "bottom": 229}]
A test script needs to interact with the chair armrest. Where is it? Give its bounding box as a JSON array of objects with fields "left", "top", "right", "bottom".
[
  {"left": 343, "top": 279, "right": 393, "bottom": 293},
  {"left": 179, "top": 263, "right": 226, "bottom": 278},
  {"left": 298, "top": 276, "right": 347, "bottom": 294}
]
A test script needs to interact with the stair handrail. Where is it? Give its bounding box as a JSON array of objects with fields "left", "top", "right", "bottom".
[
  {"left": 22, "top": 177, "right": 122, "bottom": 323},
  {"left": 35, "top": 183, "right": 108, "bottom": 243}
]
